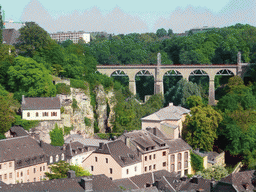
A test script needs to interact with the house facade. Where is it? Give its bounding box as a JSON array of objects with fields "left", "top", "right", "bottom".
[
  {"left": 118, "top": 129, "right": 192, "bottom": 177},
  {"left": 0, "top": 135, "right": 65, "bottom": 184},
  {"left": 21, "top": 95, "right": 61, "bottom": 121},
  {"left": 141, "top": 103, "right": 190, "bottom": 140},
  {"left": 82, "top": 140, "right": 142, "bottom": 180}
]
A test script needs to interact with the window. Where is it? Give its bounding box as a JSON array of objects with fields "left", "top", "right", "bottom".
[
  {"left": 91, "top": 166, "right": 94, "bottom": 171},
  {"left": 61, "top": 153, "right": 64, "bottom": 161},
  {"left": 149, "top": 165, "right": 152, "bottom": 171},
  {"left": 171, "top": 164, "right": 175, "bottom": 172},
  {"left": 178, "top": 162, "right": 181, "bottom": 170},
  {"left": 40, "top": 167, "right": 42, "bottom": 172},
  {"left": 9, "top": 162, "right": 12, "bottom": 167},
  {"left": 27, "top": 170, "right": 29, "bottom": 175},
  {"left": 153, "top": 154, "right": 156, "bottom": 159},
  {"left": 145, "top": 166, "right": 147, "bottom": 172},
  {"left": 56, "top": 155, "right": 59, "bottom": 162},
  {"left": 178, "top": 153, "right": 182, "bottom": 161},
  {"left": 184, "top": 169, "right": 188, "bottom": 175},
  {"left": 106, "top": 158, "right": 108, "bottom": 163},
  {"left": 184, "top": 161, "right": 188, "bottom": 168},
  {"left": 153, "top": 164, "right": 156, "bottom": 170},
  {"left": 9, "top": 173, "right": 12, "bottom": 178},
  {"left": 145, "top": 156, "right": 147, "bottom": 161},
  {"left": 149, "top": 155, "right": 152, "bottom": 160},
  {"left": 17, "top": 172, "right": 19, "bottom": 178},
  {"left": 110, "top": 168, "right": 112, "bottom": 174},
  {"left": 43, "top": 166, "right": 45, "bottom": 171},
  {"left": 135, "top": 166, "right": 137, "bottom": 172},
  {"left": 4, "top": 174, "right": 7, "bottom": 180},
  {"left": 27, "top": 112, "right": 30, "bottom": 117},
  {"left": 0, "top": 164, "right": 1, "bottom": 169},
  {"left": 34, "top": 168, "right": 36, "bottom": 173},
  {"left": 171, "top": 155, "right": 175, "bottom": 163},
  {"left": 126, "top": 169, "right": 129, "bottom": 174},
  {"left": 50, "top": 156, "right": 53, "bottom": 163},
  {"left": 20, "top": 171, "right": 23, "bottom": 177},
  {"left": 163, "top": 162, "right": 166, "bottom": 167},
  {"left": 110, "top": 177, "right": 112, "bottom": 180},
  {"left": 36, "top": 112, "right": 38, "bottom": 117},
  {"left": 0, "top": 175, "right": 2, "bottom": 181},
  {"left": 34, "top": 178, "right": 36, "bottom": 182},
  {"left": 162, "top": 151, "right": 166, "bottom": 156},
  {"left": 95, "top": 157, "right": 98, "bottom": 162}
]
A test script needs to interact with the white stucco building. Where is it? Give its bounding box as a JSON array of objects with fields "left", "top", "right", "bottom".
[
  {"left": 21, "top": 95, "right": 61, "bottom": 121},
  {"left": 50, "top": 31, "right": 90, "bottom": 43}
]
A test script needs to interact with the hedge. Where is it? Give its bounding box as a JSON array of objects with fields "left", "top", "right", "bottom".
[{"left": 190, "top": 150, "right": 204, "bottom": 172}]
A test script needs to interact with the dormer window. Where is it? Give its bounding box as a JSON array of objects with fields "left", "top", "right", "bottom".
[
  {"left": 50, "top": 156, "right": 53, "bottom": 163},
  {"left": 56, "top": 155, "right": 59, "bottom": 162}
]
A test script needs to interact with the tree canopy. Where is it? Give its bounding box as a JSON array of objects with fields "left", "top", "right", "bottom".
[
  {"left": 183, "top": 105, "right": 223, "bottom": 151},
  {"left": 7, "top": 56, "right": 56, "bottom": 99},
  {"left": 49, "top": 124, "right": 64, "bottom": 146}
]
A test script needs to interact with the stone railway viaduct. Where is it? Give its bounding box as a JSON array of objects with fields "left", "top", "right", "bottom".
[{"left": 97, "top": 53, "right": 250, "bottom": 105}]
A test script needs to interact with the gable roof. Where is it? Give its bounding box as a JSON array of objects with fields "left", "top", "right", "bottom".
[
  {"left": 0, "top": 174, "right": 122, "bottom": 192},
  {"left": 21, "top": 96, "right": 61, "bottom": 110},
  {"left": 165, "top": 138, "right": 192, "bottom": 154},
  {"left": 10, "top": 125, "right": 29, "bottom": 137},
  {"left": 64, "top": 134, "right": 109, "bottom": 147},
  {"left": 141, "top": 104, "right": 190, "bottom": 121},
  {"left": 2, "top": 28, "right": 20, "bottom": 45},
  {"left": 218, "top": 170, "right": 255, "bottom": 192},
  {"left": 0, "top": 136, "right": 45, "bottom": 163},
  {"left": 94, "top": 140, "right": 141, "bottom": 167},
  {"left": 119, "top": 130, "right": 168, "bottom": 152}
]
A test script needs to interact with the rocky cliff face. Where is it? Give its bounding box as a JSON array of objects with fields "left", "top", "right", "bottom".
[{"left": 30, "top": 84, "right": 116, "bottom": 143}]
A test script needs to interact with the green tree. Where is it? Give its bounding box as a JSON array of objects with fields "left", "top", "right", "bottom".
[
  {"left": 168, "top": 29, "right": 173, "bottom": 37},
  {"left": 7, "top": 56, "right": 56, "bottom": 98},
  {"left": 0, "top": 96, "right": 15, "bottom": 134},
  {"left": 164, "top": 78, "right": 202, "bottom": 107},
  {"left": 196, "top": 165, "right": 229, "bottom": 181},
  {"left": 156, "top": 28, "right": 167, "bottom": 38},
  {"left": 45, "top": 161, "right": 91, "bottom": 180},
  {"left": 15, "top": 22, "right": 52, "bottom": 57},
  {"left": 186, "top": 95, "right": 204, "bottom": 108},
  {"left": 49, "top": 124, "right": 64, "bottom": 146},
  {"left": 183, "top": 105, "right": 223, "bottom": 151}
]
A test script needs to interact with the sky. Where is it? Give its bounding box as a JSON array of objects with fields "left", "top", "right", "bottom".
[{"left": 1, "top": 0, "right": 256, "bottom": 34}]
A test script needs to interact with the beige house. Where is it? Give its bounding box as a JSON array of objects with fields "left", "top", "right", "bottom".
[
  {"left": 118, "top": 129, "right": 192, "bottom": 177},
  {"left": 0, "top": 135, "right": 65, "bottom": 184},
  {"left": 141, "top": 103, "right": 190, "bottom": 139},
  {"left": 21, "top": 95, "right": 61, "bottom": 121},
  {"left": 82, "top": 140, "right": 142, "bottom": 180}
]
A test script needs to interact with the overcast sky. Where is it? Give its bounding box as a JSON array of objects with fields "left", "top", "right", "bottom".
[{"left": 2, "top": 0, "right": 256, "bottom": 34}]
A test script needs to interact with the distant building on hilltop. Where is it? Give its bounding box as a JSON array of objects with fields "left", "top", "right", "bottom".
[{"left": 50, "top": 31, "right": 90, "bottom": 44}]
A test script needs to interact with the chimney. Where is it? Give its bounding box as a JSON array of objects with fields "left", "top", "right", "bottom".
[
  {"left": 169, "top": 103, "right": 173, "bottom": 107},
  {"left": 81, "top": 177, "right": 93, "bottom": 192},
  {"left": 39, "top": 140, "right": 43, "bottom": 147},
  {"left": 67, "top": 170, "right": 76, "bottom": 178},
  {"left": 99, "top": 143, "right": 103, "bottom": 150},
  {"left": 153, "top": 128, "right": 156, "bottom": 136},
  {"left": 22, "top": 95, "right": 25, "bottom": 105},
  {"left": 125, "top": 137, "right": 131, "bottom": 148}
]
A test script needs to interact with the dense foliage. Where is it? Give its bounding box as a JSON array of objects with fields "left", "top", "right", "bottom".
[
  {"left": 196, "top": 165, "right": 229, "bottom": 181},
  {"left": 45, "top": 161, "right": 91, "bottom": 180},
  {"left": 49, "top": 124, "right": 64, "bottom": 146},
  {"left": 190, "top": 150, "right": 204, "bottom": 172},
  {"left": 56, "top": 83, "right": 71, "bottom": 95}
]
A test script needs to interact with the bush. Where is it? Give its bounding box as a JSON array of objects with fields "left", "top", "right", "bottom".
[
  {"left": 49, "top": 124, "right": 64, "bottom": 146},
  {"left": 70, "top": 79, "right": 87, "bottom": 89},
  {"left": 84, "top": 117, "right": 91, "bottom": 126},
  {"left": 64, "top": 125, "right": 73, "bottom": 136},
  {"left": 72, "top": 99, "right": 79, "bottom": 111},
  {"left": 96, "top": 133, "right": 122, "bottom": 140},
  {"left": 60, "top": 106, "right": 65, "bottom": 114},
  {"left": 190, "top": 150, "right": 204, "bottom": 172},
  {"left": 56, "top": 83, "right": 71, "bottom": 95},
  {"left": 13, "top": 115, "right": 39, "bottom": 130}
]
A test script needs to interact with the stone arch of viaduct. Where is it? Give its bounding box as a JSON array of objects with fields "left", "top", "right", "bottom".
[{"left": 97, "top": 53, "right": 250, "bottom": 105}]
